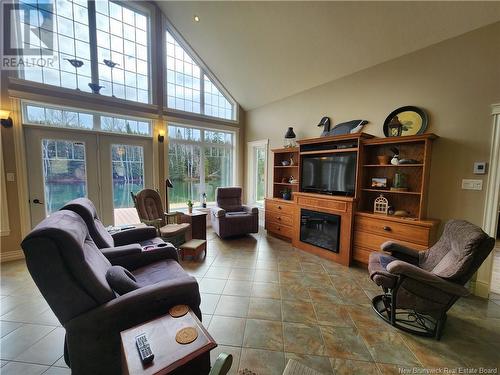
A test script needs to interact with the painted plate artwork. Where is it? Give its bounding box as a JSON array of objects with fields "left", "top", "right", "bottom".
[{"left": 383, "top": 106, "right": 428, "bottom": 137}]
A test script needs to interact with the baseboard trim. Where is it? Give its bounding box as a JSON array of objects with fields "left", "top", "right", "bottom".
[
  {"left": 472, "top": 280, "right": 490, "bottom": 298},
  {"left": 0, "top": 249, "right": 25, "bottom": 263}
]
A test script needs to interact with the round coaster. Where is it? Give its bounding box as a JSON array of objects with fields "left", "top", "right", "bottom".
[
  {"left": 169, "top": 304, "right": 189, "bottom": 318},
  {"left": 175, "top": 327, "right": 198, "bottom": 344}
]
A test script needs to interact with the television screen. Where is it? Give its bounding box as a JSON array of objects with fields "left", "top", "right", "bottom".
[{"left": 300, "top": 152, "right": 357, "bottom": 196}]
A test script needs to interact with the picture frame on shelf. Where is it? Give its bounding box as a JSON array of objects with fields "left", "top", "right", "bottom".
[{"left": 371, "top": 177, "right": 388, "bottom": 189}]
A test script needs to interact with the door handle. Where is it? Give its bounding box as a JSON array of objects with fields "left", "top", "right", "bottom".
[{"left": 32, "top": 199, "right": 43, "bottom": 204}]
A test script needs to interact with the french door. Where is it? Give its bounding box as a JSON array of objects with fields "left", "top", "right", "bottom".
[
  {"left": 25, "top": 128, "right": 100, "bottom": 227},
  {"left": 25, "top": 128, "right": 153, "bottom": 227},
  {"left": 98, "top": 136, "right": 152, "bottom": 225}
]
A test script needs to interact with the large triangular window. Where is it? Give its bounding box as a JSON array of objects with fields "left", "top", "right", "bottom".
[{"left": 165, "top": 31, "right": 235, "bottom": 121}]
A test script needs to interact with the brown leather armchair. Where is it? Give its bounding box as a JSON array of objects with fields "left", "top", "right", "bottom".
[
  {"left": 368, "top": 219, "right": 495, "bottom": 339},
  {"left": 211, "top": 187, "right": 259, "bottom": 238},
  {"left": 131, "top": 189, "right": 190, "bottom": 247},
  {"left": 21, "top": 210, "right": 204, "bottom": 375}
]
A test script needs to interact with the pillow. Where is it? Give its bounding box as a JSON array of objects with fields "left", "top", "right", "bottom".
[{"left": 106, "top": 266, "right": 141, "bottom": 295}]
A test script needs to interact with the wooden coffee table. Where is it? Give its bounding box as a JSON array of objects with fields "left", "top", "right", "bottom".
[{"left": 121, "top": 310, "right": 216, "bottom": 375}]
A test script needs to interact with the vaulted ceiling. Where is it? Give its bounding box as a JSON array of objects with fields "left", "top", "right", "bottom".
[{"left": 157, "top": 2, "right": 500, "bottom": 110}]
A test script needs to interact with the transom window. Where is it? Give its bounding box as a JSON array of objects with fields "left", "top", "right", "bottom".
[
  {"left": 23, "top": 101, "right": 152, "bottom": 136},
  {"left": 165, "top": 31, "right": 235, "bottom": 121},
  {"left": 168, "top": 123, "right": 234, "bottom": 208},
  {"left": 16, "top": 0, "right": 151, "bottom": 103}
]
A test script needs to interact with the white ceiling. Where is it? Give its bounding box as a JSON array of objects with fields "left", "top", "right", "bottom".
[{"left": 157, "top": 1, "right": 500, "bottom": 110}]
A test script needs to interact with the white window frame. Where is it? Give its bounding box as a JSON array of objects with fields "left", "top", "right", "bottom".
[
  {"left": 163, "top": 18, "right": 238, "bottom": 123},
  {"left": 21, "top": 100, "right": 153, "bottom": 138},
  {"left": 247, "top": 139, "right": 269, "bottom": 207},
  {"left": 167, "top": 122, "right": 236, "bottom": 208},
  {"left": 0, "top": 129, "right": 10, "bottom": 236}
]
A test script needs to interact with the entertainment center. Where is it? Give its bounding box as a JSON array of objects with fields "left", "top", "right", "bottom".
[{"left": 264, "top": 132, "right": 439, "bottom": 266}]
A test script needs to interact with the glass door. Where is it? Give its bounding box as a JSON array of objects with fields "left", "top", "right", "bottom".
[
  {"left": 25, "top": 128, "right": 99, "bottom": 227},
  {"left": 99, "top": 136, "right": 153, "bottom": 225}
]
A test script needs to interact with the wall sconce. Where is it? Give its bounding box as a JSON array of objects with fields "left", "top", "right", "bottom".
[
  {"left": 158, "top": 129, "right": 165, "bottom": 143},
  {"left": 0, "top": 110, "right": 13, "bottom": 128}
]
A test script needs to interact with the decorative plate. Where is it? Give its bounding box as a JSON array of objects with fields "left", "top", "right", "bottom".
[{"left": 383, "top": 106, "right": 428, "bottom": 137}]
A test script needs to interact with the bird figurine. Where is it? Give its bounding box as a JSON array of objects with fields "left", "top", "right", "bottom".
[
  {"left": 390, "top": 147, "right": 400, "bottom": 165},
  {"left": 103, "top": 59, "right": 118, "bottom": 68},
  {"left": 66, "top": 58, "right": 84, "bottom": 68},
  {"left": 88, "top": 83, "right": 104, "bottom": 94}
]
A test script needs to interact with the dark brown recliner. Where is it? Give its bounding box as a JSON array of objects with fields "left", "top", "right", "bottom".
[
  {"left": 21, "top": 210, "right": 204, "bottom": 375},
  {"left": 62, "top": 198, "right": 176, "bottom": 269},
  {"left": 211, "top": 187, "right": 259, "bottom": 238},
  {"left": 368, "top": 219, "right": 495, "bottom": 339},
  {"left": 132, "top": 189, "right": 191, "bottom": 247}
]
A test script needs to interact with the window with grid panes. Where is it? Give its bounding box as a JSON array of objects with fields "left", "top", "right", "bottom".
[
  {"left": 165, "top": 30, "right": 235, "bottom": 120},
  {"left": 16, "top": 0, "right": 150, "bottom": 103}
]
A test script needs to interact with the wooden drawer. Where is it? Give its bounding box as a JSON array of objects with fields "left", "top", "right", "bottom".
[
  {"left": 267, "top": 222, "right": 293, "bottom": 239},
  {"left": 265, "top": 200, "right": 292, "bottom": 213},
  {"left": 354, "top": 230, "right": 428, "bottom": 252},
  {"left": 266, "top": 211, "right": 293, "bottom": 227},
  {"left": 355, "top": 215, "right": 430, "bottom": 246},
  {"left": 353, "top": 245, "right": 375, "bottom": 264},
  {"left": 296, "top": 196, "right": 347, "bottom": 213}
]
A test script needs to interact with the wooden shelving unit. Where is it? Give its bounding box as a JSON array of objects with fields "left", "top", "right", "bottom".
[
  {"left": 270, "top": 147, "right": 300, "bottom": 199},
  {"left": 358, "top": 133, "right": 437, "bottom": 220}
]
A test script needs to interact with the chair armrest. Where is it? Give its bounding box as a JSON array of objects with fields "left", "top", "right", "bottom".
[
  {"left": 209, "top": 353, "right": 233, "bottom": 375},
  {"left": 141, "top": 244, "right": 179, "bottom": 262},
  {"left": 101, "top": 244, "right": 142, "bottom": 259},
  {"left": 112, "top": 226, "right": 158, "bottom": 246},
  {"left": 242, "top": 205, "right": 258, "bottom": 215},
  {"left": 211, "top": 207, "right": 226, "bottom": 218},
  {"left": 386, "top": 260, "right": 470, "bottom": 297},
  {"left": 381, "top": 241, "right": 421, "bottom": 259},
  {"left": 65, "top": 275, "right": 200, "bottom": 334}
]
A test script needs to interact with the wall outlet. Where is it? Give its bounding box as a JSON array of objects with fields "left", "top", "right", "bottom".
[
  {"left": 473, "top": 162, "right": 487, "bottom": 174},
  {"left": 6, "top": 173, "right": 15, "bottom": 182},
  {"left": 461, "top": 179, "right": 483, "bottom": 190}
]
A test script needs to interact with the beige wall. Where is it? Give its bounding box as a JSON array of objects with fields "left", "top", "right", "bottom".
[{"left": 245, "top": 22, "right": 500, "bottom": 227}]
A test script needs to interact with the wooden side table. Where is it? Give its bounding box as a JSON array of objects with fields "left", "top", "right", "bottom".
[
  {"left": 121, "top": 310, "right": 216, "bottom": 375},
  {"left": 182, "top": 211, "right": 208, "bottom": 240}
]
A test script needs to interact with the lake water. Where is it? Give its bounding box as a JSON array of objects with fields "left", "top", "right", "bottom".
[{"left": 45, "top": 179, "right": 220, "bottom": 213}]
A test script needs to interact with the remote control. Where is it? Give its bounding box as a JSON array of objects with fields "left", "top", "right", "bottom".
[{"left": 135, "top": 333, "right": 154, "bottom": 365}]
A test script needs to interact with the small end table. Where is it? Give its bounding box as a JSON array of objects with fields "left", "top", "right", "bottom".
[
  {"left": 121, "top": 310, "right": 216, "bottom": 375},
  {"left": 182, "top": 211, "right": 208, "bottom": 240}
]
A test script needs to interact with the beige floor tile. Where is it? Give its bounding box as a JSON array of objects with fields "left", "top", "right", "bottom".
[
  {"left": 248, "top": 298, "right": 282, "bottom": 321},
  {"left": 239, "top": 348, "right": 285, "bottom": 375},
  {"left": 243, "top": 319, "right": 283, "bottom": 351},
  {"left": 215, "top": 295, "right": 250, "bottom": 317},
  {"left": 0, "top": 324, "right": 55, "bottom": 360},
  {"left": 283, "top": 322, "right": 325, "bottom": 356},
  {"left": 208, "top": 316, "right": 246, "bottom": 346},
  {"left": 15, "top": 327, "right": 66, "bottom": 365}
]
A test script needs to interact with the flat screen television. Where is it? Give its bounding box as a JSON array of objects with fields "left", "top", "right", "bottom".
[{"left": 300, "top": 152, "right": 357, "bottom": 196}]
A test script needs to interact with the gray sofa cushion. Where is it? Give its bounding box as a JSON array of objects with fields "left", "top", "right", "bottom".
[{"left": 106, "top": 266, "right": 141, "bottom": 295}]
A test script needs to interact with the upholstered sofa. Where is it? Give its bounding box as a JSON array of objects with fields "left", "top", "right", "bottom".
[{"left": 21, "top": 210, "right": 204, "bottom": 374}]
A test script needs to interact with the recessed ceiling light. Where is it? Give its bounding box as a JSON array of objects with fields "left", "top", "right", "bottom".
[{"left": 194, "top": 15, "right": 200, "bottom": 22}]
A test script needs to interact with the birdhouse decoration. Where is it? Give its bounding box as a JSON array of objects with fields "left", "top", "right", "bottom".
[{"left": 374, "top": 194, "right": 389, "bottom": 215}]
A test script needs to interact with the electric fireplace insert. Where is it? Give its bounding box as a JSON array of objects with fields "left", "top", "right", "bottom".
[{"left": 300, "top": 209, "right": 341, "bottom": 253}]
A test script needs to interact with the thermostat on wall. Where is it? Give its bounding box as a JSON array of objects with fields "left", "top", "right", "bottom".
[{"left": 473, "top": 162, "right": 487, "bottom": 175}]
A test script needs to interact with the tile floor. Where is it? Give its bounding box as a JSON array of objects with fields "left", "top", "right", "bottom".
[{"left": 1, "top": 227, "right": 500, "bottom": 374}]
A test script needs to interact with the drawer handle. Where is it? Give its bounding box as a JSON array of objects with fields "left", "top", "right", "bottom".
[
  {"left": 278, "top": 206, "right": 282, "bottom": 210},
  {"left": 277, "top": 217, "right": 281, "bottom": 220},
  {"left": 278, "top": 227, "right": 281, "bottom": 231},
  {"left": 383, "top": 226, "right": 391, "bottom": 231}
]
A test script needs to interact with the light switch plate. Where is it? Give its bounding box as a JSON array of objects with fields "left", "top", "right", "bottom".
[
  {"left": 462, "top": 179, "right": 483, "bottom": 190},
  {"left": 473, "top": 162, "right": 487, "bottom": 174},
  {"left": 6, "top": 173, "right": 15, "bottom": 182}
]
